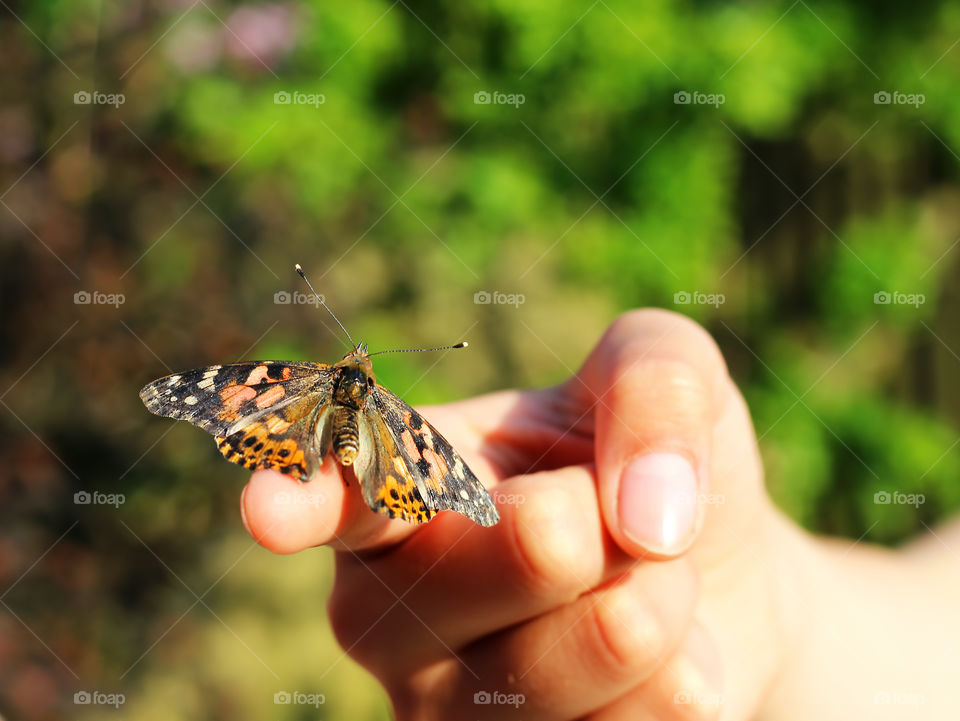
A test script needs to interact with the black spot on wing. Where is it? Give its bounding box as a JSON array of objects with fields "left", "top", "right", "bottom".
[
  {"left": 267, "top": 362, "right": 288, "bottom": 381},
  {"left": 412, "top": 431, "right": 429, "bottom": 454}
]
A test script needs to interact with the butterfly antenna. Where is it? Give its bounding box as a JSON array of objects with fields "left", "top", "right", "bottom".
[
  {"left": 367, "top": 341, "right": 468, "bottom": 357},
  {"left": 295, "top": 264, "right": 357, "bottom": 349}
]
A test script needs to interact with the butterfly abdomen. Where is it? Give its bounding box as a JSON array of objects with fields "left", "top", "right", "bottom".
[{"left": 332, "top": 405, "right": 360, "bottom": 465}]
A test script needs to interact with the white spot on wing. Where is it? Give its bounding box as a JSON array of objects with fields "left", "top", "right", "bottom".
[
  {"left": 184, "top": 395, "right": 198, "bottom": 405},
  {"left": 197, "top": 378, "right": 215, "bottom": 389},
  {"left": 167, "top": 375, "right": 181, "bottom": 385}
]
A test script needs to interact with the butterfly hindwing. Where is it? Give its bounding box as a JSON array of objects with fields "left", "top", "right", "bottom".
[
  {"left": 215, "top": 394, "right": 333, "bottom": 480},
  {"left": 356, "top": 385, "right": 500, "bottom": 527}
]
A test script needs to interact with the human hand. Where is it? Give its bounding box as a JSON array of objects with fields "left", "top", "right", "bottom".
[{"left": 241, "top": 310, "right": 797, "bottom": 720}]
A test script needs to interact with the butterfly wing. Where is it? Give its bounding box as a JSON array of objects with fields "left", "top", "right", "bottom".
[
  {"left": 353, "top": 385, "right": 500, "bottom": 527},
  {"left": 140, "top": 361, "right": 335, "bottom": 480},
  {"left": 214, "top": 394, "right": 332, "bottom": 479}
]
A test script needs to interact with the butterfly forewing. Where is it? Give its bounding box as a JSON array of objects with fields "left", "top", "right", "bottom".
[
  {"left": 353, "top": 413, "right": 439, "bottom": 525},
  {"left": 140, "top": 361, "right": 332, "bottom": 435},
  {"left": 359, "top": 385, "right": 500, "bottom": 527},
  {"left": 140, "top": 361, "right": 336, "bottom": 479}
]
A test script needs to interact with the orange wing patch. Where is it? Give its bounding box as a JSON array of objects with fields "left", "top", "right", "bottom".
[
  {"left": 219, "top": 367, "right": 293, "bottom": 420},
  {"left": 399, "top": 409, "right": 447, "bottom": 495},
  {"left": 374, "top": 472, "right": 437, "bottom": 525},
  {"left": 255, "top": 384, "right": 286, "bottom": 409},
  {"left": 420, "top": 446, "right": 448, "bottom": 480},
  {"left": 220, "top": 384, "right": 257, "bottom": 416},
  {"left": 243, "top": 363, "right": 292, "bottom": 385},
  {"left": 264, "top": 414, "right": 292, "bottom": 434}
]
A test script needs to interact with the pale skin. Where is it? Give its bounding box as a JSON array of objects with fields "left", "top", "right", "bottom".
[{"left": 240, "top": 310, "right": 960, "bottom": 720}]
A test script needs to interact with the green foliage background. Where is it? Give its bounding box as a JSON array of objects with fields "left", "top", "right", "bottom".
[{"left": 2, "top": 0, "right": 960, "bottom": 719}]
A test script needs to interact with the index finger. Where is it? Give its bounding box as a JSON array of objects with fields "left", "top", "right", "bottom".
[{"left": 241, "top": 388, "right": 570, "bottom": 553}]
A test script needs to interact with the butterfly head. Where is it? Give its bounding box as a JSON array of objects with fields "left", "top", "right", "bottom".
[{"left": 334, "top": 351, "right": 376, "bottom": 408}]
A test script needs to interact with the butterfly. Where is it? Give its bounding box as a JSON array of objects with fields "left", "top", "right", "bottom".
[{"left": 138, "top": 266, "right": 500, "bottom": 528}]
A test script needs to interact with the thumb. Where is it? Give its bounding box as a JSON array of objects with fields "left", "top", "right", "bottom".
[{"left": 573, "top": 309, "right": 729, "bottom": 559}]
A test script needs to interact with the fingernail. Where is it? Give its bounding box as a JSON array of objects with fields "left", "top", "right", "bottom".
[{"left": 619, "top": 453, "right": 698, "bottom": 554}]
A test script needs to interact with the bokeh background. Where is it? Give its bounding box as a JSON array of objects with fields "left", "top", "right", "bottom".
[{"left": 3, "top": 0, "right": 960, "bottom": 718}]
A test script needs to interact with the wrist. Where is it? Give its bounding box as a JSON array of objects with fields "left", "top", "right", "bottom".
[
  {"left": 753, "top": 508, "right": 821, "bottom": 719},
  {"left": 756, "top": 513, "right": 957, "bottom": 720},
  {"left": 691, "top": 500, "right": 811, "bottom": 720}
]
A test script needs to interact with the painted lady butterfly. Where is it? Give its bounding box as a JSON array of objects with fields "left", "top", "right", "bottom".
[{"left": 139, "top": 266, "right": 500, "bottom": 527}]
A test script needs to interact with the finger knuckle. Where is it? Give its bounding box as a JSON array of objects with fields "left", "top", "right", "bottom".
[
  {"left": 326, "top": 585, "right": 361, "bottom": 649},
  {"left": 327, "top": 585, "right": 385, "bottom": 668},
  {"left": 618, "top": 356, "right": 709, "bottom": 400},
  {"left": 587, "top": 584, "right": 667, "bottom": 682},
  {"left": 510, "top": 485, "right": 594, "bottom": 604},
  {"left": 610, "top": 309, "right": 727, "bottom": 372},
  {"left": 602, "top": 358, "right": 712, "bottom": 451}
]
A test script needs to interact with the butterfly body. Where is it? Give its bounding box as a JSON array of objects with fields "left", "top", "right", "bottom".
[
  {"left": 140, "top": 345, "right": 500, "bottom": 527},
  {"left": 329, "top": 349, "right": 374, "bottom": 465}
]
